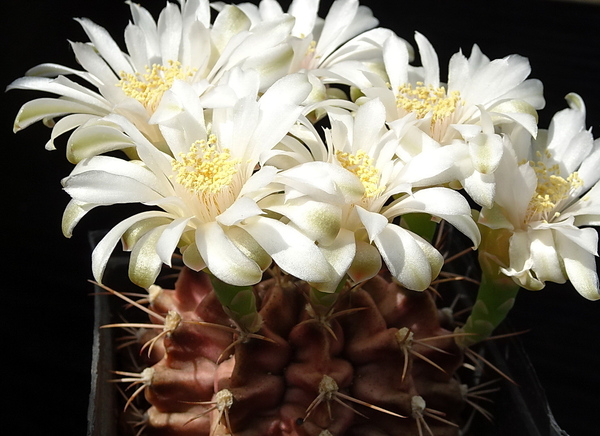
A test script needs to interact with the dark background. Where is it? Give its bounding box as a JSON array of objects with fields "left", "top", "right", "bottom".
[{"left": 2, "top": 0, "right": 599, "bottom": 434}]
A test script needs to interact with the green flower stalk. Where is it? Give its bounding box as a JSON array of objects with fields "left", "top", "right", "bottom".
[
  {"left": 308, "top": 278, "right": 348, "bottom": 319},
  {"left": 456, "top": 224, "right": 520, "bottom": 348},
  {"left": 209, "top": 275, "right": 263, "bottom": 334}
]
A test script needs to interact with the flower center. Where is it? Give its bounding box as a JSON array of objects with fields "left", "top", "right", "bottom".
[
  {"left": 305, "top": 39, "right": 317, "bottom": 55},
  {"left": 336, "top": 149, "right": 384, "bottom": 198},
  {"left": 396, "top": 82, "right": 461, "bottom": 122},
  {"left": 117, "top": 60, "right": 195, "bottom": 112},
  {"left": 526, "top": 151, "right": 583, "bottom": 222},
  {"left": 172, "top": 136, "right": 240, "bottom": 196},
  {"left": 299, "top": 39, "right": 319, "bottom": 70}
]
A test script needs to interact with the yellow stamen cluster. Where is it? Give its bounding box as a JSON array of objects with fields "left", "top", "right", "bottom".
[
  {"left": 172, "top": 136, "right": 240, "bottom": 196},
  {"left": 117, "top": 60, "right": 195, "bottom": 111},
  {"left": 526, "top": 151, "right": 584, "bottom": 222},
  {"left": 397, "top": 82, "right": 461, "bottom": 122},
  {"left": 336, "top": 149, "right": 383, "bottom": 198}
]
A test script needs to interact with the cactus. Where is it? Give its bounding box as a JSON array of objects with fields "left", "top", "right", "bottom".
[
  {"left": 8, "top": 1, "right": 600, "bottom": 435},
  {"left": 103, "top": 250, "right": 481, "bottom": 436}
]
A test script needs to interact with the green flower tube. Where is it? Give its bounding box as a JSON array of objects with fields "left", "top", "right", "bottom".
[
  {"left": 209, "top": 275, "right": 262, "bottom": 334},
  {"left": 309, "top": 285, "right": 343, "bottom": 318},
  {"left": 456, "top": 224, "right": 520, "bottom": 348}
]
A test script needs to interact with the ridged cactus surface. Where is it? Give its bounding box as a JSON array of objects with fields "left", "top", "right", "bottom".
[{"left": 113, "top": 266, "right": 473, "bottom": 436}]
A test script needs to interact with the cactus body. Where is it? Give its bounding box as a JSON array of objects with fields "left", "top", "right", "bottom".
[{"left": 119, "top": 267, "right": 469, "bottom": 436}]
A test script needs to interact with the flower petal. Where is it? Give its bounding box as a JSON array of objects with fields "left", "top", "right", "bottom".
[
  {"left": 383, "top": 33, "right": 410, "bottom": 91},
  {"left": 195, "top": 221, "right": 263, "bottom": 286},
  {"left": 467, "top": 131, "right": 503, "bottom": 175},
  {"left": 414, "top": 32, "right": 439, "bottom": 87},
  {"left": 502, "top": 230, "right": 544, "bottom": 290},
  {"left": 129, "top": 225, "right": 169, "bottom": 288},
  {"left": 91, "top": 211, "right": 173, "bottom": 283},
  {"left": 211, "top": 5, "right": 251, "bottom": 54},
  {"left": 12, "top": 98, "right": 99, "bottom": 133},
  {"left": 528, "top": 228, "right": 565, "bottom": 284},
  {"left": 310, "top": 228, "right": 356, "bottom": 293},
  {"left": 225, "top": 226, "right": 272, "bottom": 272},
  {"left": 216, "top": 197, "right": 264, "bottom": 227},
  {"left": 61, "top": 200, "right": 98, "bottom": 238},
  {"left": 267, "top": 197, "right": 342, "bottom": 246},
  {"left": 277, "top": 161, "right": 364, "bottom": 205},
  {"left": 374, "top": 224, "right": 442, "bottom": 291},
  {"left": 555, "top": 231, "right": 600, "bottom": 300},
  {"left": 63, "top": 157, "right": 165, "bottom": 205},
  {"left": 348, "top": 239, "right": 382, "bottom": 283},
  {"left": 66, "top": 124, "right": 136, "bottom": 163},
  {"left": 242, "top": 216, "right": 334, "bottom": 283},
  {"left": 155, "top": 217, "right": 193, "bottom": 266},
  {"left": 75, "top": 17, "right": 134, "bottom": 75},
  {"left": 47, "top": 114, "right": 97, "bottom": 151},
  {"left": 7, "top": 76, "right": 111, "bottom": 112},
  {"left": 181, "top": 242, "right": 207, "bottom": 272},
  {"left": 356, "top": 205, "right": 388, "bottom": 242}
]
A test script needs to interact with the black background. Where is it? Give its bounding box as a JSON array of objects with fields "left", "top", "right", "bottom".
[{"left": 2, "top": 0, "right": 599, "bottom": 434}]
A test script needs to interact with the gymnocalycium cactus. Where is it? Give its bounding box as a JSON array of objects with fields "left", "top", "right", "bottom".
[{"left": 9, "top": 1, "right": 600, "bottom": 435}]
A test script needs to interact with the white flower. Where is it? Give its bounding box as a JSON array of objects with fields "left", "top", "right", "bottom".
[
  {"left": 357, "top": 32, "right": 545, "bottom": 207},
  {"left": 233, "top": 0, "right": 381, "bottom": 68},
  {"left": 275, "top": 98, "right": 480, "bottom": 292},
  {"left": 8, "top": 0, "right": 295, "bottom": 162},
  {"left": 61, "top": 71, "right": 335, "bottom": 288},
  {"left": 224, "top": 0, "right": 394, "bottom": 102},
  {"left": 479, "top": 94, "right": 600, "bottom": 300}
]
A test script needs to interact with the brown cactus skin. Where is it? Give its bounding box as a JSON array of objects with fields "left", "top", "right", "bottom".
[{"left": 115, "top": 267, "right": 468, "bottom": 436}]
